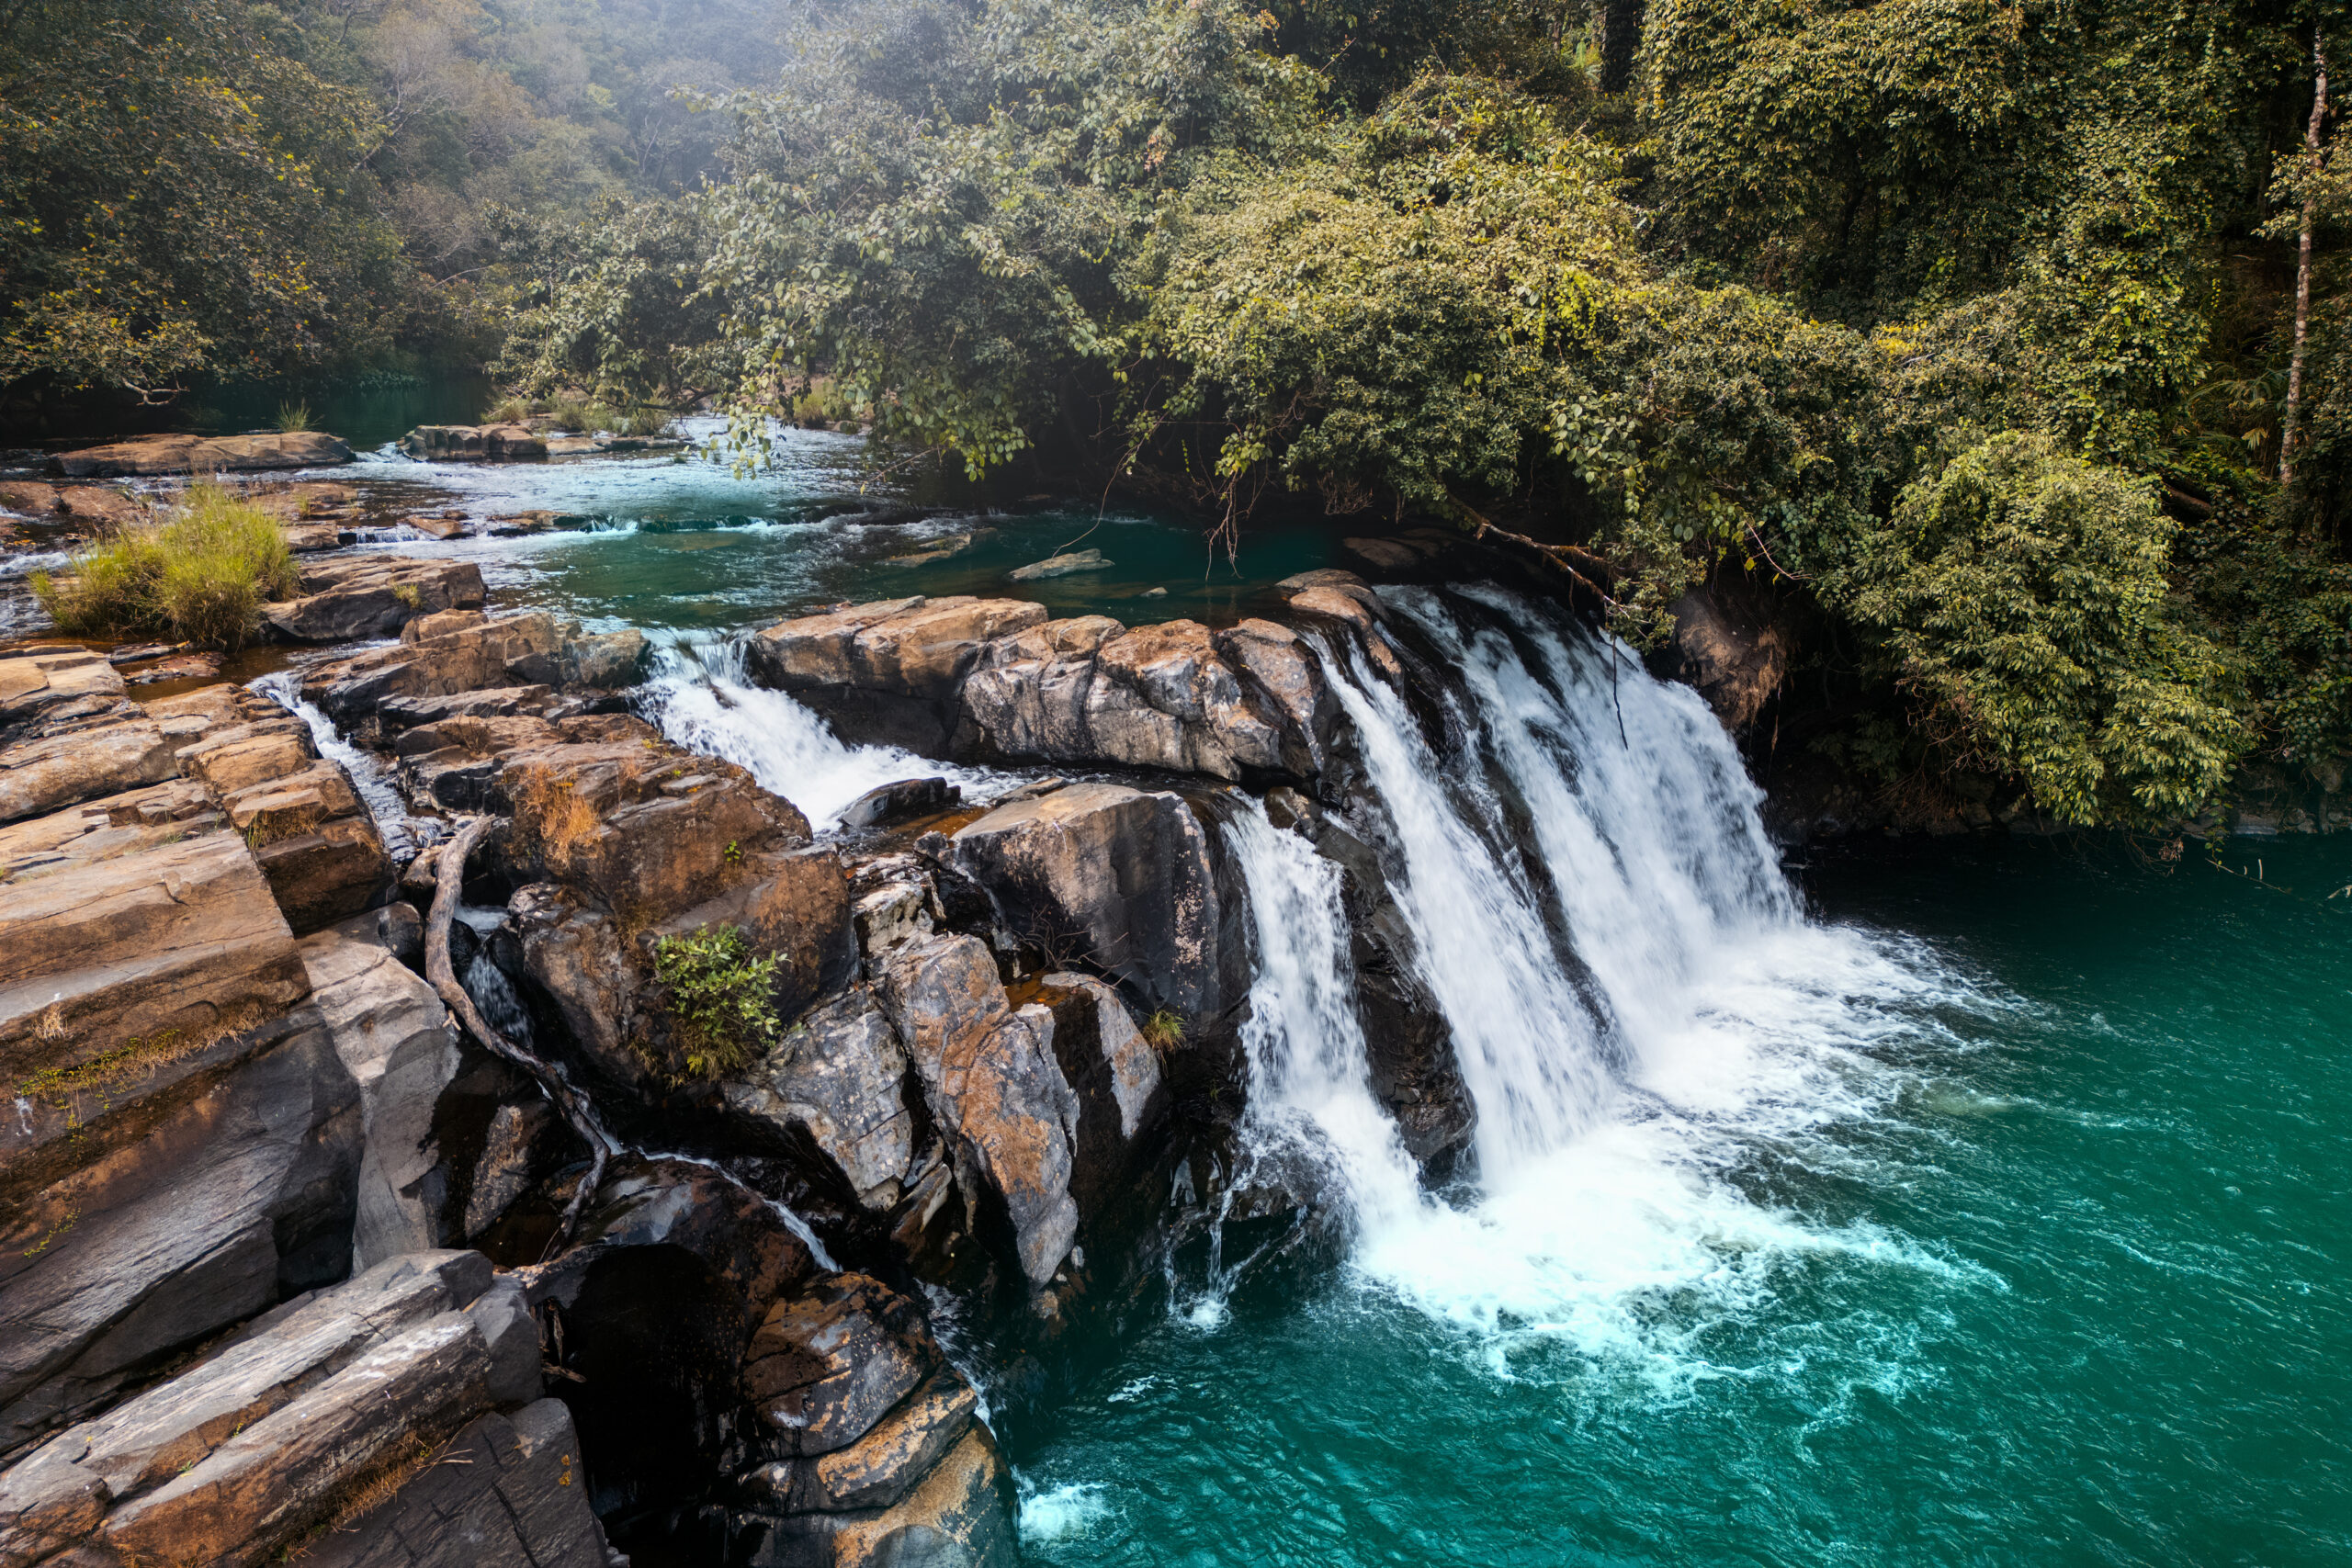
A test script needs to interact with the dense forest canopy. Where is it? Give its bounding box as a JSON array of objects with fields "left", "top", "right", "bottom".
[{"left": 6, "top": 0, "right": 2352, "bottom": 831}]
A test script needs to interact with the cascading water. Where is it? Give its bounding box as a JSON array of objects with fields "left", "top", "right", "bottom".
[
  {"left": 1234, "top": 586, "right": 1971, "bottom": 1360},
  {"left": 639, "top": 636, "right": 998, "bottom": 829},
  {"left": 251, "top": 669, "right": 424, "bottom": 860}
]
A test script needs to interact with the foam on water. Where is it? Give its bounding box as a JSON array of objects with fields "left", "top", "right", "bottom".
[
  {"left": 639, "top": 636, "right": 1001, "bottom": 829},
  {"left": 1017, "top": 1480, "right": 1117, "bottom": 1544},
  {"left": 1229, "top": 587, "right": 1997, "bottom": 1386}
]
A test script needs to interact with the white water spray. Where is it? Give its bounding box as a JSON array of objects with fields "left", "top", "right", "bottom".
[
  {"left": 1243, "top": 587, "right": 1980, "bottom": 1365},
  {"left": 639, "top": 637, "right": 998, "bottom": 829}
]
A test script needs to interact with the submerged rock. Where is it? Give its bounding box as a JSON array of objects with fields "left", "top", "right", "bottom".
[
  {"left": 1006, "top": 547, "right": 1112, "bottom": 581},
  {"left": 839, "top": 775, "right": 960, "bottom": 830}
]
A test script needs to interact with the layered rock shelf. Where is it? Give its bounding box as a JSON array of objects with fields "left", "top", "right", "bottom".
[
  {"left": 49, "top": 432, "right": 354, "bottom": 478},
  {"left": 0, "top": 525, "right": 1494, "bottom": 1564}
]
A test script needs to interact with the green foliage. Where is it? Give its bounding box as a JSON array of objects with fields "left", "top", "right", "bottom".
[
  {"left": 494, "top": 0, "right": 2352, "bottom": 829},
  {"left": 1832, "top": 434, "right": 2245, "bottom": 826},
  {"left": 1143, "top": 1010, "right": 1186, "bottom": 1052},
  {"left": 274, "top": 400, "right": 314, "bottom": 434},
  {"left": 651, "top": 924, "right": 781, "bottom": 1080},
  {"left": 34, "top": 484, "right": 298, "bottom": 650}
]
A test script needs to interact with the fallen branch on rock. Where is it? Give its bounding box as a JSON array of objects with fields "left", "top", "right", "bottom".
[{"left": 425, "top": 814, "right": 618, "bottom": 1257}]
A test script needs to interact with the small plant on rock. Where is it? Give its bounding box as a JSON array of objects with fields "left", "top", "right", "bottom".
[
  {"left": 1143, "top": 1010, "right": 1185, "bottom": 1053},
  {"left": 652, "top": 924, "right": 782, "bottom": 1079},
  {"left": 273, "top": 399, "right": 313, "bottom": 433}
]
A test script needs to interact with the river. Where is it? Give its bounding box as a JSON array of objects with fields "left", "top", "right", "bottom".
[{"left": 22, "top": 424, "right": 2346, "bottom": 1565}]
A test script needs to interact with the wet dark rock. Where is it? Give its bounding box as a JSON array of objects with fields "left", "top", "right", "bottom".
[
  {"left": 524, "top": 1157, "right": 815, "bottom": 1528},
  {"left": 728, "top": 1422, "right": 1017, "bottom": 1568},
  {"left": 726, "top": 988, "right": 917, "bottom": 1214},
  {"left": 1028, "top": 971, "right": 1166, "bottom": 1219},
  {"left": 838, "top": 776, "right": 960, "bottom": 831},
  {"left": 0, "top": 1007, "right": 359, "bottom": 1461},
  {"left": 1666, "top": 587, "right": 1789, "bottom": 731},
  {"left": 300, "top": 1398, "right": 615, "bottom": 1568},
  {"left": 950, "top": 783, "right": 1243, "bottom": 1019},
  {"left": 741, "top": 1274, "right": 942, "bottom": 1458}
]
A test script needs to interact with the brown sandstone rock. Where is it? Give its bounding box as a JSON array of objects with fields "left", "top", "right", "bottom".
[
  {"left": 875, "top": 934, "right": 1081, "bottom": 1286},
  {"left": 747, "top": 596, "right": 1048, "bottom": 750},
  {"left": 51, "top": 431, "right": 353, "bottom": 479},
  {"left": 262, "top": 557, "right": 487, "bottom": 642}
]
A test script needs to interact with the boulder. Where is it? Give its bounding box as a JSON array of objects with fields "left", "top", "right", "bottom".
[
  {"left": 1031, "top": 970, "right": 1165, "bottom": 1215},
  {"left": 949, "top": 783, "right": 1241, "bottom": 1018},
  {"left": 838, "top": 775, "right": 961, "bottom": 831},
  {"left": 746, "top": 597, "right": 1048, "bottom": 751},
  {"left": 736, "top": 1423, "right": 1018, "bottom": 1568},
  {"left": 50, "top": 431, "right": 353, "bottom": 479},
  {"left": 1668, "top": 587, "right": 1789, "bottom": 730},
  {"left": 875, "top": 935, "right": 1080, "bottom": 1287},
  {"left": 406, "top": 423, "right": 552, "bottom": 460},
  {"left": 401, "top": 424, "right": 548, "bottom": 461},
  {"left": 726, "top": 988, "right": 916, "bottom": 1213},
  {"left": 302, "top": 613, "right": 638, "bottom": 724},
  {"left": 299, "top": 920, "right": 463, "bottom": 1269},
  {"left": 957, "top": 616, "right": 1313, "bottom": 781},
  {"left": 262, "top": 557, "right": 487, "bottom": 643},
  {"left": 741, "top": 1274, "right": 943, "bottom": 1459},
  {"left": 300, "top": 1399, "right": 614, "bottom": 1568}
]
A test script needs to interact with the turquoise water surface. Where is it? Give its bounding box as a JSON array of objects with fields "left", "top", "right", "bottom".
[{"left": 1008, "top": 836, "right": 2352, "bottom": 1566}]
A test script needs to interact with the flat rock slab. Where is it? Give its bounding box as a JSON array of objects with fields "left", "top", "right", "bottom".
[{"left": 51, "top": 432, "right": 353, "bottom": 479}]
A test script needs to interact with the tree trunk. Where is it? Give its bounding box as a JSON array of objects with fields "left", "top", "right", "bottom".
[
  {"left": 2283, "top": 28, "right": 2331, "bottom": 488},
  {"left": 1600, "top": 0, "right": 1644, "bottom": 95}
]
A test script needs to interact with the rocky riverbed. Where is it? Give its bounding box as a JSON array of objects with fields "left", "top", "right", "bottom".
[{"left": 0, "top": 431, "right": 1530, "bottom": 1566}]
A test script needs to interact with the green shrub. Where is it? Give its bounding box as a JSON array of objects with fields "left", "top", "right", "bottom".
[
  {"left": 651, "top": 924, "right": 781, "bottom": 1079},
  {"left": 482, "top": 394, "right": 533, "bottom": 423},
  {"left": 34, "top": 483, "right": 298, "bottom": 650},
  {"left": 273, "top": 399, "right": 313, "bottom": 433},
  {"left": 1143, "top": 1010, "right": 1185, "bottom": 1052}
]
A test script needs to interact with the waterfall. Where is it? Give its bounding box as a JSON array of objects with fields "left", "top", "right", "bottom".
[
  {"left": 639, "top": 637, "right": 995, "bottom": 830},
  {"left": 251, "top": 670, "right": 423, "bottom": 860},
  {"left": 1246, "top": 586, "right": 1962, "bottom": 1359}
]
